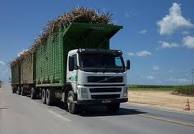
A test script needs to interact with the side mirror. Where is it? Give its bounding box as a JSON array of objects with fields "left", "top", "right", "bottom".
[{"left": 126, "top": 60, "right": 130, "bottom": 70}]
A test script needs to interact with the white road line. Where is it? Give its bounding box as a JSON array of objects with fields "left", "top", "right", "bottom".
[
  {"left": 139, "top": 114, "right": 194, "bottom": 127},
  {"left": 49, "top": 110, "right": 71, "bottom": 122}
]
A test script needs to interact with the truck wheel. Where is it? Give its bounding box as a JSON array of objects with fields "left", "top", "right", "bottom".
[
  {"left": 67, "top": 91, "right": 78, "bottom": 114},
  {"left": 21, "top": 87, "right": 25, "bottom": 96},
  {"left": 46, "top": 89, "right": 55, "bottom": 106},
  {"left": 106, "top": 103, "right": 120, "bottom": 113},
  {"left": 31, "top": 87, "right": 36, "bottom": 99},
  {"left": 17, "top": 87, "right": 21, "bottom": 95},
  {"left": 62, "top": 92, "right": 68, "bottom": 109},
  {"left": 12, "top": 88, "right": 16, "bottom": 94},
  {"left": 42, "top": 89, "right": 46, "bottom": 104}
]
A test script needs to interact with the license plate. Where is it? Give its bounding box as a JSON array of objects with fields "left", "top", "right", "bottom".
[{"left": 102, "top": 99, "right": 111, "bottom": 103}]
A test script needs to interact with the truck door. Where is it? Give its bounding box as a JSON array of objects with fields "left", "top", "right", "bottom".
[{"left": 67, "top": 54, "right": 78, "bottom": 92}]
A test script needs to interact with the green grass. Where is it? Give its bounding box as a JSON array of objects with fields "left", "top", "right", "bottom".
[
  {"left": 173, "top": 86, "right": 194, "bottom": 96},
  {"left": 128, "top": 85, "right": 194, "bottom": 95}
]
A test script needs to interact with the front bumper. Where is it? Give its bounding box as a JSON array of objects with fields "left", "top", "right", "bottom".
[{"left": 76, "top": 98, "right": 128, "bottom": 105}]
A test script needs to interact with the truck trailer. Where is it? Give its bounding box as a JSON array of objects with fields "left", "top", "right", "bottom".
[{"left": 11, "top": 8, "right": 130, "bottom": 114}]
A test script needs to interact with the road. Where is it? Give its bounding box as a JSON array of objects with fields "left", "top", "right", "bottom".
[{"left": 0, "top": 86, "right": 194, "bottom": 134}]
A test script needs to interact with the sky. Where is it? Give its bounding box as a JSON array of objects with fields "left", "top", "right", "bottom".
[{"left": 0, "top": 0, "right": 194, "bottom": 85}]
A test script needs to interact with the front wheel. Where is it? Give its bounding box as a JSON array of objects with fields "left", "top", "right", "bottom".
[{"left": 67, "top": 91, "right": 78, "bottom": 114}]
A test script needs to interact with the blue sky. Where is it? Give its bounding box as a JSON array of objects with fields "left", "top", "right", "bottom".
[{"left": 0, "top": 0, "right": 194, "bottom": 85}]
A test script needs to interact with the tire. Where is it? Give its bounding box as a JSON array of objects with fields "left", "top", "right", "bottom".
[
  {"left": 42, "top": 89, "right": 46, "bottom": 104},
  {"left": 67, "top": 91, "right": 78, "bottom": 114},
  {"left": 12, "top": 88, "right": 16, "bottom": 94},
  {"left": 46, "top": 89, "right": 55, "bottom": 106},
  {"left": 106, "top": 103, "right": 120, "bottom": 113},
  {"left": 31, "top": 87, "right": 36, "bottom": 99},
  {"left": 17, "top": 87, "right": 21, "bottom": 95},
  {"left": 62, "top": 92, "right": 68, "bottom": 109},
  {"left": 21, "top": 87, "right": 25, "bottom": 96}
]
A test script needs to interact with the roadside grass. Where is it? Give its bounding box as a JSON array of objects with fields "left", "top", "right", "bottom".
[
  {"left": 129, "top": 85, "right": 176, "bottom": 91},
  {"left": 128, "top": 85, "right": 194, "bottom": 96}
]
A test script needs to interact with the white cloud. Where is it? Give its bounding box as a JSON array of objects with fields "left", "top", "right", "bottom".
[
  {"left": 136, "top": 50, "right": 152, "bottom": 57},
  {"left": 146, "top": 75, "right": 155, "bottom": 80},
  {"left": 182, "top": 36, "right": 194, "bottom": 49},
  {"left": 128, "top": 50, "right": 152, "bottom": 57},
  {"left": 128, "top": 52, "right": 135, "bottom": 56},
  {"left": 167, "top": 77, "right": 189, "bottom": 83},
  {"left": 153, "top": 65, "right": 160, "bottom": 71},
  {"left": 159, "top": 41, "right": 179, "bottom": 48},
  {"left": 139, "top": 29, "right": 147, "bottom": 34},
  {"left": 0, "top": 61, "right": 5, "bottom": 65},
  {"left": 157, "top": 2, "right": 193, "bottom": 35}
]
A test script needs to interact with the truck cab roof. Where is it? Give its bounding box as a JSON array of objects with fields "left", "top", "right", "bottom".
[{"left": 68, "top": 49, "right": 123, "bottom": 56}]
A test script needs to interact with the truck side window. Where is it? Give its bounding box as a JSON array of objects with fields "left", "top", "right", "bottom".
[
  {"left": 73, "top": 55, "right": 77, "bottom": 67},
  {"left": 69, "top": 54, "right": 77, "bottom": 71}
]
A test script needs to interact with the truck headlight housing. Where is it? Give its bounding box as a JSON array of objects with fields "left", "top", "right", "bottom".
[
  {"left": 80, "top": 88, "right": 89, "bottom": 99},
  {"left": 123, "top": 87, "right": 128, "bottom": 98}
]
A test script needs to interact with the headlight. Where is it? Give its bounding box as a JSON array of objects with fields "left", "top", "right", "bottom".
[
  {"left": 80, "top": 88, "right": 89, "bottom": 99},
  {"left": 123, "top": 87, "right": 128, "bottom": 97}
]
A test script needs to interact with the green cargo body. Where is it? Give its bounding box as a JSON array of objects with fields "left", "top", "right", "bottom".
[
  {"left": 35, "top": 22, "right": 122, "bottom": 87},
  {"left": 11, "top": 63, "right": 20, "bottom": 85},
  {"left": 20, "top": 54, "right": 34, "bottom": 85}
]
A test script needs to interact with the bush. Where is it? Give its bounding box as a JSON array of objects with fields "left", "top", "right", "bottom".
[{"left": 173, "top": 86, "right": 194, "bottom": 96}]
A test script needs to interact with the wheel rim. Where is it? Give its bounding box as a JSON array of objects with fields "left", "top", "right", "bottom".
[
  {"left": 42, "top": 90, "right": 45, "bottom": 102},
  {"left": 46, "top": 90, "right": 49, "bottom": 104},
  {"left": 67, "top": 95, "right": 73, "bottom": 111},
  {"left": 46, "top": 90, "right": 49, "bottom": 100},
  {"left": 31, "top": 88, "right": 33, "bottom": 97}
]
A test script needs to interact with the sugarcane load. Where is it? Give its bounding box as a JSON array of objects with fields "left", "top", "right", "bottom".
[{"left": 10, "top": 7, "right": 130, "bottom": 114}]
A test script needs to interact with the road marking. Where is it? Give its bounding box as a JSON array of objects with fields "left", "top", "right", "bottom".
[
  {"left": 128, "top": 102, "right": 194, "bottom": 115},
  {"left": 140, "top": 114, "right": 194, "bottom": 128},
  {"left": 49, "top": 110, "right": 71, "bottom": 122}
]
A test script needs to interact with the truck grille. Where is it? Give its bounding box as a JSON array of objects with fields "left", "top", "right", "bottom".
[
  {"left": 87, "top": 76, "right": 123, "bottom": 83},
  {"left": 90, "top": 88, "right": 121, "bottom": 93},
  {"left": 91, "top": 94, "right": 120, "bottom": 99}
]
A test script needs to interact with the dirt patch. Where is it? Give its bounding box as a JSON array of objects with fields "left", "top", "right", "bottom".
[{"left": 128, "top": 91, "right": 194, "bottom": 112}]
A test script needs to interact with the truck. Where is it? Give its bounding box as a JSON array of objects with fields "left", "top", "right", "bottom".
[{"left": 11, "top": 8, "right": 130, "bottom": 114}]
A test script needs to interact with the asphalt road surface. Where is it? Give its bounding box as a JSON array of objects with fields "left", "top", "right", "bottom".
[{"left": 0, "top": 86, "right": 194, "bottom": 134}]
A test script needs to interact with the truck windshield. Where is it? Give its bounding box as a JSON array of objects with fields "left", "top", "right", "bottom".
[{"left": 79, "top": 53, "right": 125, "bottom": 72}]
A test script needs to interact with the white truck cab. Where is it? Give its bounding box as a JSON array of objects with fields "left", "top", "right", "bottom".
[{"left": 66, "top": 49, "right": 130, "bottom": 113}]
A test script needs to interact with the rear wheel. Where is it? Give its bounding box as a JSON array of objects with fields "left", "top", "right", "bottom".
[
  {"left": 12, "top": 88, "right": 16, "bottom": 94},
  {"left": 46, "top": 89, "right": 55, "bottom": 106},
  {"left": 106, "top": 103, "right": 120, "bottom": 113},
  {"left": 42, "top": 89, "right": 46, "bottom": 104},
  {"left": 67, "top": 91, "right": 78, "bottom": 114},
  {"left": 21, "top": 87, "right": 25, "bottom": 96},
  {"left": 17, "top": 87, "right": 21, "bottom": 95},
  {"left": 31, "top": 87, "right": 36, "bottom": 99}
]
